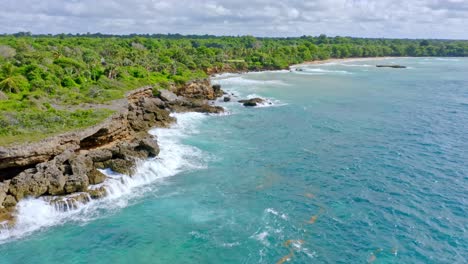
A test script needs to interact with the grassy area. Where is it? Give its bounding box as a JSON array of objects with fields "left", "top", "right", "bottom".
[{"left": 0, "top": 108, "right": 114, "bottom": 146}]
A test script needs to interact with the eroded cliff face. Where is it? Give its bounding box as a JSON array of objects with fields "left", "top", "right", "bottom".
[{"left": 0, "top": 81, "right": 223, "bottom": 225}]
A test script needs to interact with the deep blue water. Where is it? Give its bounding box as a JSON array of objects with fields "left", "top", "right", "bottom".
[{"left": 0, "top": 57, "right": 467, "bottom": 263}]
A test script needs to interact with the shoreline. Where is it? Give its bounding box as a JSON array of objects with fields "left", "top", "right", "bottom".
[
  {"left": 211, "top": 56, "right": 405, "bottom": 78},
  {"left": 292, "top": 56, "right": 397, "bottom": 67},
  {"left": 0, "top": 81, "right": 225, "bottom": 232}
]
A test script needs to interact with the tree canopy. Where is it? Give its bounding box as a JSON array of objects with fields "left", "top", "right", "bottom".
[{"left": 0, "top": 33, "right": 467, "bottom": 145}]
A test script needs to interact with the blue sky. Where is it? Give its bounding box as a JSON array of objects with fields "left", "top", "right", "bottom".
[{"left": 1, "top": 0, "right": 467, "bottom": 39}]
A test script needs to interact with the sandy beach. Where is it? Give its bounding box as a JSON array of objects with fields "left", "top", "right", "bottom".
[{"left": 293, "top": 57, "right": 397, "bottom": 67}]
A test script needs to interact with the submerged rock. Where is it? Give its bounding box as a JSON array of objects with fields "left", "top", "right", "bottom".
[
  {"left": 238, "top": 98, "right": 265, "bottom": 107},
  {"left": 224, "top": 96, "right": 231, "bottom": 102}
]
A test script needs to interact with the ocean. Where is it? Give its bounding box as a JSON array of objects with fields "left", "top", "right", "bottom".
[{"left": 0, "top": 57, "right": 467, "bottom": 263}]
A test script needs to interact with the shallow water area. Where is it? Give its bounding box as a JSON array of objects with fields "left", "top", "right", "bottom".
[{"left": 1, "top": 58, "right": 467, "bottom": 263}]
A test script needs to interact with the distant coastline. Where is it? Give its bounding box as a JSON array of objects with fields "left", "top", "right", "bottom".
[{"left": 292, "top": 57, "right": 397, "bottom": 67}]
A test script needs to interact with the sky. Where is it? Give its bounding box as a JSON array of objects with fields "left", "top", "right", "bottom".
[{"left": 1, "top": 0, "right": 467, "bottom": 39}]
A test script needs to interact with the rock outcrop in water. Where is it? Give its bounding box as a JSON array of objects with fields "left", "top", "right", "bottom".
[
  {"left": 238, "top": 98, "right": 266, "bottom": 107},
  {"left": 376, "top": 65, "right": 407, "bottom": 68},
  {"left": 0, "top": 80, "right": 224, "bottom": 225}
]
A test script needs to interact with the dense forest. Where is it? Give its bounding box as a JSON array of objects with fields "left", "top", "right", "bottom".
[{"left": 1, "top": 34, "right": 468, "bottom": 145}]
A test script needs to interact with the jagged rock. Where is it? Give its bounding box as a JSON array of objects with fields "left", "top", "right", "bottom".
[
  {"left": 86, "top": 149, "right": 113, "bottom": 163},
  {"left": 88, "top": 186, "right": 107, "bottom": 199},
  {"left": 88, "top": 169, "right": 107, "bottom": 185},
  {"left": 70, "top": 155, "right": 93, "bottom": 177},
  {"left": 136, "top": 136, "right": 160, "bottom": 157},
  {"left": 142, "top": 97, "right": 165, "bottom": 112},
  {"left": 153, "top": 108, "right": 175, "bottom": 126},
  {"left": 64, "top": 174, "right": 89, "bottom": 194},
  {"left": 9, "top": 168, "right": 49, "bottom": 200},
  {"left": 102, "top": 159, "right": 135, "bottom": 175},
  {"left": 238, "top": 98, "right": 265, "bottom": 107},
  {"left": 0, "top": 180, "right": 10, "bottom": 207},
  {"left": 176, "top": 79, "right": 224, "bottom": 100},
  {"left": 212, "top": 84, "right": 223, "bottom": 98},
  {"left": 2, "top": 195, "right": 17, "bottom": 208},
  {"left": 192, "top": 104, "right": 224, "bottom": 114},
  {"left": 159, "top": 90, "right": 179, "bottom": 102},
  {"left": 116, "top": 141, "right": 147, "bottom": 160},
  {"left": 39, "top": 161, "right": 67, "bottom": 195},
  {"left": 224, "top": 96, "right": 231, "bottom": 102}
]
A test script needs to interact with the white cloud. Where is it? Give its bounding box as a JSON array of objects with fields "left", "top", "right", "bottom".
[{"left": 0, "top": 0, "right": 466, "bottom": 39}]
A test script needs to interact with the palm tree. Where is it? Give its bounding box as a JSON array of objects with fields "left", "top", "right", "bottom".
[{"left": 0, "top": 63, "right": 20, "bottom": 93}]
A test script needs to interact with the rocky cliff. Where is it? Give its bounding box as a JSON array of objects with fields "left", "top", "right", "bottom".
[{"left": 0, "top": 80, "right": 224, "bottom": 225}]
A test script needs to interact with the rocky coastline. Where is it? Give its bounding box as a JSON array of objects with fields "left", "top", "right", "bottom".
[{"left": 0, "top": 80, "right": 224, "bottom": 226}]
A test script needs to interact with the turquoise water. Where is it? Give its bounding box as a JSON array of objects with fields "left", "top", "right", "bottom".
[{"left": 1, "top": 58, "right": 467, "bottom": 263}]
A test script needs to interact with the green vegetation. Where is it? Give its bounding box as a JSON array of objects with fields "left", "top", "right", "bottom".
[{"left": 1, "top": 33, "right": 468, "bottom": 145}]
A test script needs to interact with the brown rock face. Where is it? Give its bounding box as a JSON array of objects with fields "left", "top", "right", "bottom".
[
  {"left": 64, "top": 174, "right": 89, "bottom": 194},
  {"left": 87, "top": 169, "right": 107, "bottom": 185},
  {"left": 0, "top": 181, "right": 10, "bottom": 207},
  {"left": 177, "top": 79, "right": 223, "bottom": 100},
  {"left": 102, "top": 159, "right": 135, "bottom": 175}
]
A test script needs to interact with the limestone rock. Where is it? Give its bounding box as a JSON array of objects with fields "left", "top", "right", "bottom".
[
  {"left": 2, "top": 195, "right": 17, "bottom": 208},
  {"left": 159, "top": 90, "right": 179, "bottom": 102},
  {"left": 0, "top": 180, "right": 10, "bottom": 207},
  {"left": 86, "top": 149, "right": 113, "bottom": 163},
  {"left": 88, "top": 169, "right": 107, "bottom": 185},
  {"left": 177, "top": 80, "right": 224, "bottom": 100},
  {"left": 64, "top": 174, "right": 89, "bottom": 194},
  {"left": 70, "top": 155, "right": 93, "bottom": 178},
  {"left": 102, "top": 159, "right": 135, "bottom": 175},
  {"left": 136, "top": 136, "right": 160, "bottom": 157},
  {"left": 9, "top": 168, "right": 49, "bottom": 200},
  {"left": 142, "top": 97, "right": 165, "bottom": 112}
]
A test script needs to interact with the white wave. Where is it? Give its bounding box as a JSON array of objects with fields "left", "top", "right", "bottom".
[
  {"left": 340, "top": 63, "right": 373, "bottom": 67},
  {"left": 0, "top": 112, "right": 209, "bottom": 243},
  {"left": 265, "top": 208, "right": 288, "bottom": 220},
  {"left": 212, "top": 76, "right": 287, "bottom": 87},
  {"left": 294, "top": 68, "right": 352, "bottom": 75},
  {"left": 434, "top": 58, "right": 460, "bottom": 62},
  {"left": 246, "top": 70, "right": 290, "bottom": 75},
  {"left": 211, "top": 72, "right": 241, "bottom": 79},
  {"left": 252, "top": 231, "right": 270, "bottom": 246}
]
